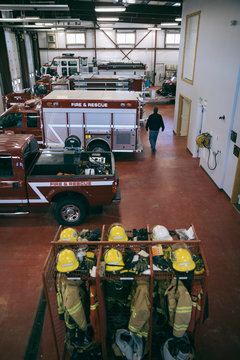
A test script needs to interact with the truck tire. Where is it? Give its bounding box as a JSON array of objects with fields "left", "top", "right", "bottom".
[
  {"left": 88, "top": 141, "right": 109, "bottom": 152},
  {"left": 54, "top": 197, "right": 87, "bottom": 226}
]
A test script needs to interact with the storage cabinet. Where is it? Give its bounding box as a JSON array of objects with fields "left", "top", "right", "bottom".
[{"left": 42, "top": 224, "right": 209, "bottom": 360}]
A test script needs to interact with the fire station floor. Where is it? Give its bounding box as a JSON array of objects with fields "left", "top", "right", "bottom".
[{"left": 0, "top": 101, "right": 240, "bottom": 360}]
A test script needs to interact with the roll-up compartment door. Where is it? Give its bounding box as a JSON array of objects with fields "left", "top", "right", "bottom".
[
  {"left": 85, "top": 112, "right": 111, "bottom": 134},
  {"left": 68, "top": 111, "right": 84, "bottom": 146},
  {"left": 43, "top": 110, "right": 67, "bottom": 147}
]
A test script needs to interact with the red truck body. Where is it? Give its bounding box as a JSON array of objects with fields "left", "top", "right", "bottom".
[
  {"left": 0, "top": 134, "right": 120, "bottom": 225},
  {"left": 0, "top": 90, "right": 143, "bottom": 152},
  {"left": 5, "top": 74, "right": 145, "bottom": 109}
]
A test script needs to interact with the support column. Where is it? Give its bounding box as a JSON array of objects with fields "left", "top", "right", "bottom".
[
  {"left": 31, "top": 32, "right": 41, "bottom": 78},
  {"left": 16, "top": 31, "right": 30, "bottom": 88},
  {"left": 94, "top": 23, "right": 97, "bottom": 63},
  {"left": 153, "top": 29, "right": 158, "bottom": 86}
]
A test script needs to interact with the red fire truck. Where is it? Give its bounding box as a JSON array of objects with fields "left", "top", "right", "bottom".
[
  {"left": 0, "top": 134, "right": 120, "bottom": 225},
  {"left": 4, "top": 75, "right": 69, "bottom": 109},
  {"left": 5, "top": 74, "right": 145, "bottom": 109},
  {"left": 0, "top": 90, "right": 143, "bottom": 152}
]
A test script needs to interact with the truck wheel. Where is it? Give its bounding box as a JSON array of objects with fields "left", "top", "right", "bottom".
[
  {"left": 88, "top": 141, "right": 109, "bottom": 152},
  {"left": 54, "top": 197, "right": 87, "bottom": 226}
]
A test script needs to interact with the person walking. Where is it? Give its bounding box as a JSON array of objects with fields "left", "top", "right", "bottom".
[{"left": 145, "top": 107, "right": 165, "bottom": 153}]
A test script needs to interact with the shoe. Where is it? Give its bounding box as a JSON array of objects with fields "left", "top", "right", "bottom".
[{"left": 151, "top": 149, "right": 156, "bottom": 154}]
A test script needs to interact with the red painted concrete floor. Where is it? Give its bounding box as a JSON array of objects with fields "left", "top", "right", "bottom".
[{"left": 0, "top": 102, "right": 240, "bottom": 360}]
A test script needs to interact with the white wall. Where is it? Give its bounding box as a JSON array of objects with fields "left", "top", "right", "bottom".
[
  {"left": 174, "top": 0, "right": 240, "bottom": 196},
  {"left": 38, "top": 26, "right": 179, "bottom": 75}
]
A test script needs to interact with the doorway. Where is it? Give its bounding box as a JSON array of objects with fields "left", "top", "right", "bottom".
[{"left": 176, "top": 94, "right": 192, "bottom": 139}]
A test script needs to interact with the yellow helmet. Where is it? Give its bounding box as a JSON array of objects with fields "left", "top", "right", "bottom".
[
  {"left": 108, "top": 225, "right": 128, "bottom": 242},
  {"left": 56, "top": 249, "right": 79, "bottom": 272},
  {"left": 172, "top": 248, "right": 196, "bottom": 272},
  {"left": 104, "top": 248, "right": 125, "bottom": 271},
  {"left": 59, "top": 227, "right": 78, "bottom": 242}
]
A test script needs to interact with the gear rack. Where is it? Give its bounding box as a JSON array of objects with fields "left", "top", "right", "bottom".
[{"left": 42, "top": 224, "right": 209, "bottom": 360}]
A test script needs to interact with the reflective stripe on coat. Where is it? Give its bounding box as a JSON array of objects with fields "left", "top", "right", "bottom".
[
  {"left": 57, "top": 275, "right": 87, "bottom": 331},
  {"left": 165, "top": 278, "right": 192, "bottom": 338}
]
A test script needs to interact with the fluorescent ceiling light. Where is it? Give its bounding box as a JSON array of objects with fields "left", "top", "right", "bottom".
[
  {"left": 100, "top": 27, "right": 114, "bottom": 30},
  {"left": 51, "top": 28, "right": 65, "bottom": 31},
  {"left": 161, "top": 22, "right": 178, "bottom": 26},
  {"left": 173, "top": 2, "right": 181, "bottom": 6},
  {"left": 175, "top": 18, "right": 182, "bottom": 21},
  {"left": 35, "top": 23, "right": 54, "bottom": 26},
  {"left": 33, "top": 18, "right": 80, "bottom": 22},
  {"left": 97, "top": 17, "right": 119, "bottom": 21},
  {"left": 0, "top": 4, "right": 69, "bottom": 11},
  {"left": 95, "top": 7, "right": 126, "bottom": 12},
  {"left": 148, "top": 27, "right": 162, "bottom": 31},
  {"left": 6, "top": 25, "right": 52, "bottom": 29},
  {"left": 0, "top": 17, "right": 40, "bottom": 22}
]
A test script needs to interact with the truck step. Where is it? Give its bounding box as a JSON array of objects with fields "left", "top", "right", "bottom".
[{"left": 0, "top": 210, "right": 30, "bottom": 215}]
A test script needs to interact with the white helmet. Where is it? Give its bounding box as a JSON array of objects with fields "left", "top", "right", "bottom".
[{"left": 152, "top": 225, "right": 173, "bottom": 241}]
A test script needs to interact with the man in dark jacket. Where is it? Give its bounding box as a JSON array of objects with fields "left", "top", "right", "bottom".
[{"left": 145, "top": 107, "right": 165, "bottom": 153}]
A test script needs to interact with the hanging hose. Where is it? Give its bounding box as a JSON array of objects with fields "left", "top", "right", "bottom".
[{"left": 207, "top": 149, "right": 220, "bottom": 170}]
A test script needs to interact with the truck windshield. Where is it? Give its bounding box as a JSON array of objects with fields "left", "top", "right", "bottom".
[{"left": 0, "top": 113, "right": 22, "bottom": 129}]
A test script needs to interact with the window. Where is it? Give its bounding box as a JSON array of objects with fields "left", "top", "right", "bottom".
[
  {"left": 24, "top": 138, "right": 39, "bottom": 171},
  {"left": 68, "top": 61, "right": 77, "bottom": 66},
  {"left": 181, "top": 11, "right": 201, "bottom": 84},
  {"left": 116, "top": 32, "right": 135, "bottom": 45},
  {"left": 166, "top": 32, "right": 180, "bottom": 46},
  {"left": 0, "top": 113, "right": 22, "bottom": 129},
  {"left": 61, "top": 61, "right": 67, "bottom": 66},
  {"left": 62, "top": 67, "right": 67, "bottom": 76},
  {"left": 27, "top": 113, "right": 38, "bottom": 128},
  {"left": 0, "top": 155, "right": 13, "bottom": 177},
  {"left": 66, "top": 33, "right": 85, "bottom": 45},
  {"left": 69, "top": 68, "right": 78, "bottom": 76}
]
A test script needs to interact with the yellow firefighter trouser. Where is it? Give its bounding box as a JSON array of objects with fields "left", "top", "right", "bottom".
[
  {"left": 128, "top": 280, "right": 150, "bottom": 338},
  {"left": 165, "top": 278, "right": 192, "bottom": 338},
  {"left": 57, "top": 275, "right": 87, "bottom": 332}
]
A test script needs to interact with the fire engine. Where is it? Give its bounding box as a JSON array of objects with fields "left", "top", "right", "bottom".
[
  {"left": 4, "top": 75, "right": 145, "bottom": 109},
  {"left": 41, "top": 54, "right": 89, "bottom": 77},
  {"left": 0, "top": 90, "right": 143, "bottom": 152}
]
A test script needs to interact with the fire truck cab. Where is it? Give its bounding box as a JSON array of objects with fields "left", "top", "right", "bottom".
[{"left": 0, "top": 100, "right": 43, "bottom": 145}]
